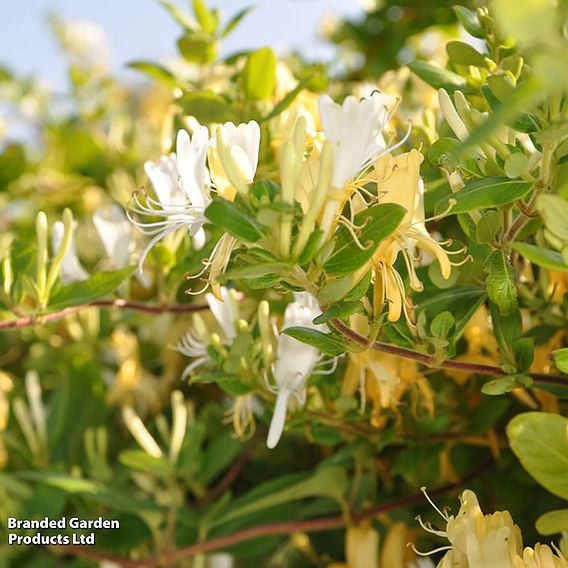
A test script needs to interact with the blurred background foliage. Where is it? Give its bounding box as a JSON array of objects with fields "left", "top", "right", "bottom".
[{"left": 1, "top": 0, "right": 568, "bottom": 567}]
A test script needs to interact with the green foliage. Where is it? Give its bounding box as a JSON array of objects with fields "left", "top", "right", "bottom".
[{"left": 2, "top": 0, "right": 568, "bottom": 565}]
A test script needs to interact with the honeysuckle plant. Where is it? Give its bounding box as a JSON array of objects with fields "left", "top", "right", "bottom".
[{"left": 1, "top": 0, "right": 568, "bottom": 567}]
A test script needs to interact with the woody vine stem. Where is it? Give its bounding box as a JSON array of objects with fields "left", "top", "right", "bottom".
[{"left": 1, "top": 302, "right": 565, "bottom": 387}]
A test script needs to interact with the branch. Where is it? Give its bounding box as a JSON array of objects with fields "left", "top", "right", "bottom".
[
  {"left": 62, "top": 459, "right": 492, "bottom": 567},
  {"left": 0, "top": 300, "right": 208, "bottom": 330},
  {"left": 331, "top": 319, "right": 567, "bottom": 388}
]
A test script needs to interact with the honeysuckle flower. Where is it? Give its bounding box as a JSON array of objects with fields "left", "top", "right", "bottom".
[
  {"left": 176, "top": 286, "right": 239, "bottom": 379},
  {"left": 342, "top": 314, "right": 433, "bottom": 423},
  {"left": 208, "top": 121, "right": 260, "bottom": 200},
  {"left": 513, "top": 544, "right": 568, "bottom": 568},
  {"left": 92, "top": 204, "right": 132, "bottom": 269},
  {"left": 318, "top": 92, "right": 393, "bottom": 190},
  {"left": 128, "top": 127, "right": 210, "bottom": 271},
  {"left": 371, "top": 149, "right": 458, "bottom": 323},
  {"left": 265, "top": 292, "right": 327, "bottom": 449},
  {"left": 104, "top": 329, "right": 162, "bottom": 414},
  {"left": 224, "top": 394, "right": 257, "bottom": 440},
  {"left": 416, "top": 489, "right": 524, "bottom": 568},
  {"left": 51, "top": 220, "right": 89, "bottom": 285}
]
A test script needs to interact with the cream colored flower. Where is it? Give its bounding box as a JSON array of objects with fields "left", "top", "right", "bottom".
[
  {"left": 513, "top": 544, "right": 568, "bottom": 568},
  {"left": 51, "top": 220, "right": 89, "bottom": 285},
  {"left": 208, "top": 121, "right": 260, "bottom": 200}
]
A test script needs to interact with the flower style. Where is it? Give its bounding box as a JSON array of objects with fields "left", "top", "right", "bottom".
[
  {"left": 51, "top": 220, "right": 89, "bottom": 285},
  {"left": 266, "top": 292, "right": 326, "bottom": 449},
  {"left": 208, "top": 121, "right": 260, "bottom": 200},
  {"left": 128, "top": 126, "right": 210, "bottom": 271},
  {"left": 371, "top": 149, "right": 456, "bottom": 323},
  {"left": 176, "top": 286, "right": 238, "bottom": 379},
  {"left": 92, "top": 204, "right": 132, "bottom": 269}
]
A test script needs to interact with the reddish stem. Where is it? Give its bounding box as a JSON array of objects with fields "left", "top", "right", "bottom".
[
  {"left": 0, "top": 300, "right": 208, "bottom": 330},
  {"left": 331, "top": 319, "right": 567, "bottom": 387}
]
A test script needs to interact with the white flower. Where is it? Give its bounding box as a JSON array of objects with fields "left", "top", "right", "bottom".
[
  {"left": 92, "top": 204, "right": 132, "bottom": 269},
  {"left": 128, "top": 127, "right": 210, "bottom": 271},
  {"left": 318, "top": 91, "right": 393, "bottom": 189},
  {"left": 51, "top": 221, "right": 89, "bottom": 285},
  {"left": 208, "top": 121, "right": 260, "bottom": 199},
  {"left": 266, "top": 292, "right": 326, "bottom": 450},
  {"left": 417, "top": 489, "right": 523, "bottom": 568},
  {"left": 176, "top": 287, "right": 238, "bottom": 378}
]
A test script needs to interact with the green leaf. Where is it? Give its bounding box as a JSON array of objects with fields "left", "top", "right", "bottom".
[
  {"left": 482, "top": 83, "right": 540, "bottom": 133},
  {"left": 504, "top": 153, "right": 530, "bottom": 179},
  {"left": 536, "top": 194, "right": 568, "bottom": 241},
  {"left": 192, "top": 0, "right": 218, "bottom": 35},
  {"left": 313, "top": 301, "right": 363, "bottom": 325},
  {"left": 430, "top": 311, "right": 454, "bottom": 339},
  {"left": 427, "top": 137, "right": 459, "bottom": 169},
  {"left": 224, "top": 262, "right": 290, "bottom": 280},
  {"left": 211, "top": 466, "right": 347, "bottom": 527},
  {"left": 490, "top": 303, "right": 521, "bottom": 365},
  {"left": 437, "top": 177, "right": 532, "bottom": 214},
  {"left": 18, "top": 472, "right": 104, "bottom": 495},
  {"left": 453, "top": 6, "right": 484, "bottom": 38},
  {"left": 408, "top": 60, "right": 470, "bottom": 93},
  {"left": 222, "top": 6, "right": 253, "bottom": 38},
  {"left": 119, "top": 450, "right": 172, "bottom": 476},
  {"left": 553, "top": 349, "right": 568, "bottom": 374},
  {"left": 416, "top": 286, "right": 485, "bottom": 341},
  {"left": 177, "top": 34, "right": 217, "bottom": 65},
  {"left": 482, "top": 373, "right": 532, "bottom": 395},
  {"left": 205, "top": 199, "right": 264, "bottom": 242},
  {"left": 128, "top": 61, "right": 178, "bottom": 88},
  {"left": 507, "top": 412, "right": 568, "bottom": 499},
  {"left": 536, "top": 509, "right": 568, "bottom": 535},
  {"left": 283, "top": 327, "right": 345, "bottom": 357},
  {"left": 242, "top": 47, "right": 277, "bottom": 101},
  {"left": 475, "top": 210, "right": 500, "bottom": 244},
  {"left": 48, "top": 267, "right": 134, "bottom": 310},
  {"left": 513, "top": 243, "right": 568, "bottom": 272},
  {"left": 324, "top": 203, "right": 405, "bottom": 276},
  {"left": 484, "top": 250, "right": 518, "bottom": 315},
  {"left": 447, "top": 41, "right": 490, "bottom": 68},
  {"left": 160, "top": 1, "right": 198, "bottom": 31},
  {"left": 177, "top": 90, "right": 237, "bottom": 123},
  {"left": 298, "top": 229, "right": 324, "bottom": 265}
]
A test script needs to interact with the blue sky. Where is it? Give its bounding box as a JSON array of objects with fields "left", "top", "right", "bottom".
[{"left": 0, "top": 0, "right": 364, "bottom": 88}]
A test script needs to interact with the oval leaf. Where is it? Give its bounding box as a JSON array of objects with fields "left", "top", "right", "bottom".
[
  {"left": 437, "top": 177, "right": 532, "bottom": 214},
  {"left": 536, "top": 509, "right": 568, "bottom": 536},
  {"left": 205, "top": 199, "right": 264, "bottom": 242},
  {"left": 512, "top": 242, "right": 568, "bottom": 272},
  {"left": 324, "top": 203, "right": 405, "bottom": 276},
  {"left": 507, "top": 412, "right": 568, "bottom": 499}
]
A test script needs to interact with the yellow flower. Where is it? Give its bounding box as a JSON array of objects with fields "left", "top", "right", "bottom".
[
  {"left": 513, "top": 544, "right": 568, "bottom": 568},
  {"left": 371, "top": 150, "right": 453, "bottom": 323},
  {"left": 417, "top": 489, "right": 524, "bottom": 568},
  {"left": 342, "top": 314, "right": 433, "bottom": 423}
]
